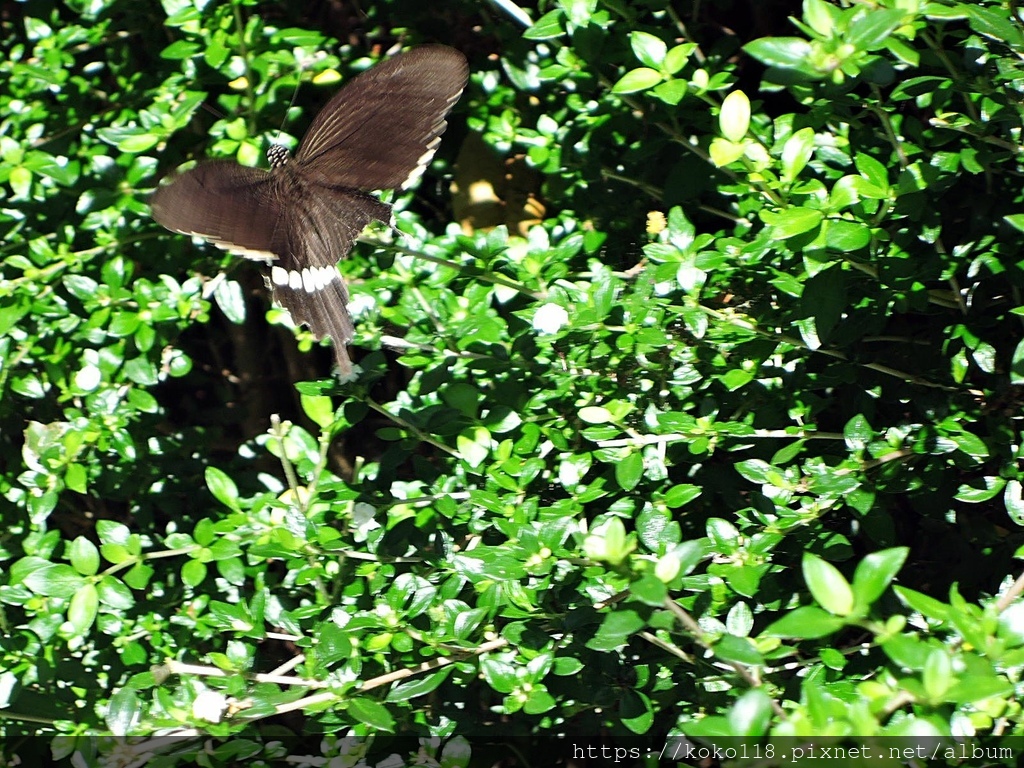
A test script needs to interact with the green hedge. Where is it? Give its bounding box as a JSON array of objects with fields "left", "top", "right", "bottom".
[{"left": 3, "top": 0, "right": 1024, "bottom": 765}]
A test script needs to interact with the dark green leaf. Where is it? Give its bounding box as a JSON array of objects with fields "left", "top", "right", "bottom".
[{"left": 346, "top": 697, "right": 395, "bottom": 732}]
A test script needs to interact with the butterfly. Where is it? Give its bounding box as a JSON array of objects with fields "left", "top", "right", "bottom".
[{"left": 150, "top": 45, "right": 469, "bottom": 375}]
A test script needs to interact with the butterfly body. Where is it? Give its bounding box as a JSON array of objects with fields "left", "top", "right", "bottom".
[{"left": 151, "top": 45, "right": 469, "bottom": 375}]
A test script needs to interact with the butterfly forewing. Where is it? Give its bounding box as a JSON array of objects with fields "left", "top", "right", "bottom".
[
  {"left": 295, "top": 45, "right": 469, "bottom": 191},
  {"left": 150, "top": 45, "right": 469, "bottom": 375}
]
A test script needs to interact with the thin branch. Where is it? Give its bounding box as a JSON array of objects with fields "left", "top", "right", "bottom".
[{"left": 364, "top": 398, "right": 459, "bottom": 456}]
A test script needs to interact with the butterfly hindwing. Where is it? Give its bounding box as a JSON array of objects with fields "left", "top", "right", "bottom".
[{"left": 268, "top": 186, "right": 392, "bottom": 374}]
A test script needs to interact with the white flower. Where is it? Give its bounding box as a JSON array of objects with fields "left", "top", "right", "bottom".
[
  {"left": 74, "top": 364, "right": 101, "bottom": 392},
  {"left": 192, "top": 690, "right": 227, "bottom": 723},
  {"left": 533, "top": 303, "right": 569, "bottom": 334},
  {"left": 352, "top": 502, "right": 382, "bottom": 543}
]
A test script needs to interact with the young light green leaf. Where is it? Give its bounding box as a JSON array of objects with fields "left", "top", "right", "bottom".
[
  {"left": 612, "top": 67, "right": 662, "bottom": 94},
  {"left": 803, "top": 553, "right": 855, "bottom": 616},
  {"left": 719, "top": 90, "right": 750, "bottom": 142},
  {"left": 630, "top": 31, "right": 667, "bottom": 68},
  {"left": 205, "top": 466, "right": 241, "bottom": 512}
]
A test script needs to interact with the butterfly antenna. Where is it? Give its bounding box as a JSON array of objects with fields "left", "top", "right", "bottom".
[{"left": 273, "top": 54, "right": 309, "bottom": 146}]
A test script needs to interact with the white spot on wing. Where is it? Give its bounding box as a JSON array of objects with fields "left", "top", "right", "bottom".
[
  {"left": 320, "top": 266, "right": 336, "bottom": 289},
  {"left": 288, "top": 270, "right": 302, "bottom": 290},
  {"left": 302, "top": 267, "right": 315, "bottom": 293},
  {"left": 225, "top": 245, "right": 276, "bottom": 263},
  {"left": 185, "top": 231, "right": 277, "bottom": 263},
  {"left": 271, "top": 266, "right": 289, "bottom": 285},
  {"left": 401, "top": 136, "right": 443, "bottom": 190}
]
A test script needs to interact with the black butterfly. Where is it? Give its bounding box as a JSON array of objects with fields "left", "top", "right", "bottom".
[{"left": 150, "top": 45, "right": 469, "bottom": 375}]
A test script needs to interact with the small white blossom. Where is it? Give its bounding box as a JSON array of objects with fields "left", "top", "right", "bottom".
[
  {"left": 533, "top": 303, "right": 569, "bottom": 334},
  {"left": 352, "top": 502, "right": 382, "bottom": 542},
  {"left": 192, "top": 690, "right": 227, "bottom": 723}
]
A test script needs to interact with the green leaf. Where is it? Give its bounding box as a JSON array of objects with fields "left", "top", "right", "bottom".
[
  {"left": 583, "top": 517, "right": 633, "bottom": 565},
  {"left": 615, "top": 450, "right": 644, "bottom": 490},
  {"left": 108, "top": 311, "right": 140, "bottom": 337},
  {"left": 578, "top": 406, "right": 612, "bottom": 424},
  {"left": 948, "top": 428, "right": 989, "bottom": 459},
  {"left": 205, "top": 466, "right": 241, "bottom": 512},
  {"left": 966, "top": 6, "right": 1024, "bottom": 46},
  {"left": 1005, "top": 480, "right": 1024, "bottom": 525},
  {"left": 119, "top": 133, "right": 160, "bottom": 153},
  {"left": 9, "top": 166, "right": 32, "bottom": 197},
  {"left": 181, "top": 559, "right": 207, "bottom": 588},
  {"left": 727, "top": 689, "right": 772, "bottom": 737},
  {"left": 664, "top": 44, "right": 693, "bottom": 75},
  {"left": 69, "top": 536, "right": 100, "bottom": 576},
  {"left": 523, "top": 9, "right": 564, "bottom": 39},
  {"left": 629, "top": 572, "right": 667, "bottom": 606},
  {"left": 440, "top": 736, "right": 472, "bottom": 768},
  {"left": 619, "top": 689, "right": 654, "bottom": 734},
  {"left": 881, "top": 634, "right": 930, "bottom": 670},
  {"left": 998, "top": 602, "right": 1024, "bottom": 648},
  {"left": 760, "top": 207, "right": 824, "bottom": 239},
  {"left": 105, "top": 687, "right": 141, "bottom": 736},
  {"left": 523, "top": 687, "right": 556, "bottom": 715},
  {"left": 719, "top": 90, "right": 750, "bottom": 142},
  {"left": 843, "top": 413, "right": 872, "bottom": 451},
  {"left": 763, "top": 606, "right": 845, "bottom": 639},
  {"left": 663, "top": 484, "right": 701, "bottom": 508},
  {"left": 707, "top": 517, "right": 740, "bottom": 551},
  {"left": 854, "top": 152, "right": 890, "bottom": 189},
  {"left": 19, "top": 561, "right": 86, "bottom": 598},
  {"left": 825, "top": 219, "right": 870, "bottom": 250},
  {"left": 803, "top": 0, "right": 837, "bottom": 37},
  {"left": 847, "top": 9, "right": 907, "bottom": 49},
  {"left": 347, "top": 697, "right": 395, "bottom": 731},
  {"left": 922, "top": 648, "right": 952, "bottom": 700},
  {"left": 587, "top": 609, "right": 645, "bottom": 651},
  {"left": 480, "top": 658, "right": 516, "bottom": 693},
  {"left": 803, "top": 554, "right": 854, "bottom": 616},
  {"left": 714, "top": 634, "right": 763, "bottom": 666},
  {"left": 457, "top": 426, "right": 491, "bottom": 467},
  {"left": 316, "top": 623, "right": 353, "bottom": 666},
  {"left": 66, "top": 453, "right": 93, "bottom": 490},
  {"left": 945, "top": 676, "right": 1014, "bottom": 705},
  {"left": 630, "top": 31, "right": 666, "bottom": 67},
  {"left": 743, "top": 37, "right": 815, "bottom": 69},
  {"left": 955, "top": 476, "right": 1004, "bottom": 503},
  {"left": 96, "top": 575, "right": 135, "bottom": 610},
  {"left": 301, "top": 395, "right": 334, "bottom": 429},
  {"left": 852, "top": 547, "right": 908, "bottom": 607},
  {"left": 780, "top": 127, "right": 815, "bottom": 182},
  {"left": 612, "top": 67, "right": 662, "bottom": 93},
  {"left": 160, "top": 39, "right": 200, "bottom": 60},
  {"left": 652, "top": 78, "right": 687, "bottom": 105},
  {"left": 552, "top": 657, "right": 584, "bottom": 676},
  {"left": 708, "top": 137, "right": 745, "bottom": 167},
  {"left": 0, "top": 300, "right": 29, "bottom": 336},
  {"left": 894, "top": 586, "right": 951, "bottom": 624},
  {"left": 386, "top": 667, "right": 454, "bottom": 702},
  {"left": 68, "top": 583, "right": 99, "bottom": 634},
  {"left": 726, "top": 602, "right": 753, "bottom": 637},
  {"left": 1011, "top": 339, "right": 1024, "bottom": 385}
]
